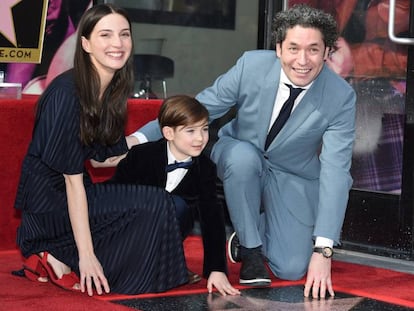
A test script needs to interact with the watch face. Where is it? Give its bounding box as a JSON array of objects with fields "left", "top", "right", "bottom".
[{"left": 323, "top": 247, "right": 333, "bottom": 257}]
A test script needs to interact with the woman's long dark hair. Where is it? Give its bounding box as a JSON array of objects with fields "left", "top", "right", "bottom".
[{"left": 74, "top": 4, "right": 134, "bottom": 146}]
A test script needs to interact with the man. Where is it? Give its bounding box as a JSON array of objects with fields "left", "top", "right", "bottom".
[{"left": 131, "top": 4, "right": 356, "bottom": 299}]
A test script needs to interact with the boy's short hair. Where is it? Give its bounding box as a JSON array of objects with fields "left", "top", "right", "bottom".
[{"left": 158, "top": 95, "right": 209, "bottom": 129}]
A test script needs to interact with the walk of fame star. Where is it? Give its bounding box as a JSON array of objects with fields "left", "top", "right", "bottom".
[{"left": 0, "top": 0, "right": 22, "bottom": 46}]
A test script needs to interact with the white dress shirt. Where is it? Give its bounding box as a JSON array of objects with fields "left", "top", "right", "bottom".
[
  {"left": 165, "top": 143, "right": 192, "bottom": 193},
  {"left": 268, "top": 70, "right": 311, "bottom": 132}
]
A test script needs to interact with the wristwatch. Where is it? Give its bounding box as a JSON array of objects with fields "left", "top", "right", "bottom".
[{"left": 313, "top": 246, "right": 333, "bottom": 258}]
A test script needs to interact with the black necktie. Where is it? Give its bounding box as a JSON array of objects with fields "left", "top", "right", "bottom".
[
  {"left": 265, "top": 84, "right": 304, "bottom": 150},
  {"left": 166, "top": 160, "right": 193, "bottom": 173}
]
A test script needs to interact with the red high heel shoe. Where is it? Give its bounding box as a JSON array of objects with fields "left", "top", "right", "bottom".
[
  {"left": 38, "top": 252, "right": 80, "bottom": 292},
  {"left": 23, "top": 254, "right": 48, "bottom": 282}
]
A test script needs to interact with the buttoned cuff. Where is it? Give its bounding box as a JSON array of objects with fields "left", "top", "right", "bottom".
[
  {"left": 314, "top": 237, "right": 334, "bottom": 248},
  {"left": 130, "top": 131, "right": 148, "bottom": 144}
]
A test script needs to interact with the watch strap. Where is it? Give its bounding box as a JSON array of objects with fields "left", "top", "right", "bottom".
[{"left": 313, "top": 246, "right": 333, "bottom": 258}]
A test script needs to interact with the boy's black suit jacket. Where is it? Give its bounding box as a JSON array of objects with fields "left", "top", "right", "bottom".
[{"left": 110, "top": 139, "right": 227, "bottom": 277}]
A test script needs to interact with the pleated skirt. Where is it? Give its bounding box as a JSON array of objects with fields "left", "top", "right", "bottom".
[{"left": 16, "top": 183, "right": 188, "bottom": 294}]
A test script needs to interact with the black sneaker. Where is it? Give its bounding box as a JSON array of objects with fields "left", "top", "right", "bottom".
[
  {"left": 239, "top": 251, "right": 271, "bottom": 287},
  {"left": 227, "top": 232, "right": 241, "bottom": 263}
]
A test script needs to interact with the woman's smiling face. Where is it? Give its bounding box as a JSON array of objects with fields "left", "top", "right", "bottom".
[{"left": 81, "top": 12, "right": 132, "bottom": 78}]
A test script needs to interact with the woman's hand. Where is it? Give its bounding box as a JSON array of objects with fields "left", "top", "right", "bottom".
[
  {"left": 207, "top": 271, "right": 240, "bottom": 296},
  {"left": 90, "top": 154, "right": 127, "bottom": 168},
  {"left": 78, "top": 252, "right": 110, "bottom": 296},
  {"left": 64, "top": 173, "right": 110, "bottom": 296}
]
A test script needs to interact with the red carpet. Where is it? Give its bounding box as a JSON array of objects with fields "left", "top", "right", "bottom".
[
  {"left": 2, "top": 236, "right": 414, "bottom": 310},
  {"left": 0, "top": 250, "right": 132, "bottom": 311}
]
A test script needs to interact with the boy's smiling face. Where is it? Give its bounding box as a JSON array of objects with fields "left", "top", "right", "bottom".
[{"left": 162, "top": 120, "right": 209, "bottom": 161}]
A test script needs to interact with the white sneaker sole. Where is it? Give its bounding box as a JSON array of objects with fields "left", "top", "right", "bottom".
[
  {"left": 227, "top": 231, "right": 240, "bottom": 263},
  {"left": 239, "top": 278, "right": 271, "bottom": 286}
]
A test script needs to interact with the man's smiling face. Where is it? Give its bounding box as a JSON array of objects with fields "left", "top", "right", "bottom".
[{"left": 276, "top": 25, "right": 329, "bottom": 87}]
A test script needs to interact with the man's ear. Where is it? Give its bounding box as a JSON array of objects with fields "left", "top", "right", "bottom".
[
  {"left": 276, "top": 43, "right": 282, "bottom": 58},
  {"left": 162, "top": 126, "right": 174, "bottom": 141},
  {"left": 323, "top": 46, "right": 330, "bottom": 61}
]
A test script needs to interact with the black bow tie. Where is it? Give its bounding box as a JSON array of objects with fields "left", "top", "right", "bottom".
[{"left": 166, "top": 160, "right": 193, "bottom": 173}]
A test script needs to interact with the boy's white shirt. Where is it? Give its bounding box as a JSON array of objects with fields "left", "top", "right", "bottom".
[{"left": 165, "top": 142, "right": 192, "bottom": 193}]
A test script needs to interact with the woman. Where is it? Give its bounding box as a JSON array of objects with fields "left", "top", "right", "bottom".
[{"left": 15, "top": 4, "right": 188, "bottom": 296}]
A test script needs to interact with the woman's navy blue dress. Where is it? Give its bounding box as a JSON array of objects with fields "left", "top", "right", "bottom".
[{"left": 14, "top": 71, "right": 188, "bottom": 294}]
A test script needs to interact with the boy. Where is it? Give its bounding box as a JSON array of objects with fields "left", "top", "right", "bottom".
[{"left": 110, "top": 95, "right": 240, "bottom": 296}]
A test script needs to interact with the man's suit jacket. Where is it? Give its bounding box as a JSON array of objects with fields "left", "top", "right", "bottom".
[
  {"left": 110, "top": 139, "right": 227, "bottom": 277},
  {"left": 139, "top": 50, "right": 356, "bottom": 245}
]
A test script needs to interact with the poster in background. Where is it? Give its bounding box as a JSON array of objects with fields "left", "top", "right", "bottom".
[
  {"left": 0, "top": 0, "right": 48, "bottom": 63},
  {"left": 289, "top": 0, "right": 409, "bottom": 194},
  {"left": 0, "top": 0, "right": 92, "bottom": 94}
]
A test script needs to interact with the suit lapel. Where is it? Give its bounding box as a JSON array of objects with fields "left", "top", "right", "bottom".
[
  {"left": 257, "top": 62, "right": 282, "bottom": 147},
  {"left": 273, "top": 92, "right": 317, "bottom": 146},
  {"left": 156, "top": 140, "right": 169, "bottom": 185},
  {"left": 266, "top": 70, "right": 325, "bottom": 150}
]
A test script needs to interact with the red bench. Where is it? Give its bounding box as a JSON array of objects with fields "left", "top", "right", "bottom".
[{"left": 0, "top": 95, "right": 162, "bottom": 250}]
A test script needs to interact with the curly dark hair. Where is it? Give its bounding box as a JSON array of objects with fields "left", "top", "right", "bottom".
[{"left": 272, "top": 4, "right": 338, "bottom": 52}]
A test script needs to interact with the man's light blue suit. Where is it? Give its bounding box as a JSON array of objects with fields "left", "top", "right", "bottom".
[{"left": 140, "top": 50, "right": 356, "bottom": 280}]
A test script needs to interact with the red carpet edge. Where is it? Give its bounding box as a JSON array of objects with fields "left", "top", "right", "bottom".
[{"left": 2, "top": 236, "right": 414, "bottom": 310}]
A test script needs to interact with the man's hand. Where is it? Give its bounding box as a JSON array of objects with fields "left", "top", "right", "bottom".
[
  {"left": 126, "top": 135, "right": 140, "bottom": 149},
  {"left": 303, "top": 252, "right": 334, "bottom": 299}
]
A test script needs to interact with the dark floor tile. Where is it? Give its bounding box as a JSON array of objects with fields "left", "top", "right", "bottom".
[{"left": 113, "top": 285, "right": 414, "bottom": 311}]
